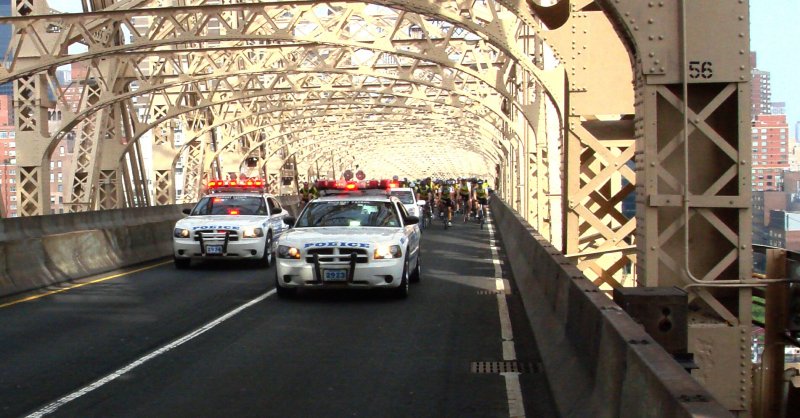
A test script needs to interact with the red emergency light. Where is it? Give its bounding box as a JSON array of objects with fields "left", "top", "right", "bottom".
[
  {"left": 207, "top": 178, "right": 267, "bottom": 193},
  {"left": 315, "top": 179, "right": 396, "bottom": 194}
]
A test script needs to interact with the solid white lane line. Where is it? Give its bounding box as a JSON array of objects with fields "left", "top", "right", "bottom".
[
  {"left": 487, "top": 213, "right": 526, "bottom": 418},
  {"left": 503, "top": 373, "right": 526, "bottom": 418},
  {"left": 26, "top": 289, "right": 277, "bottom": 418}
]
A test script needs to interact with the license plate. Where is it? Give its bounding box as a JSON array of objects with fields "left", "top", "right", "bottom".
[
  {"left": 323, "top": 269, "right": 348, "bottom": 282},
  {"left": 206, "top": 245, "right": 223, "bottom": 255}
]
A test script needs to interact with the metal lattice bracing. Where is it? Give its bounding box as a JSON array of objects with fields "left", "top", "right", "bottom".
[{"left": 0, "top": 0, "right": 754, "bottom": 411}]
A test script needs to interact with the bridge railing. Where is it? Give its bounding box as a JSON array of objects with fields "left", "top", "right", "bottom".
[
  {"left": 750, "top": 245, "right": 800, "bottom": 418},
  {"left": 490, "top": 196, "right": 731, "bottom": 417},
  {"left": 0, "top": 196, "right": 300, "bottom": 299}
]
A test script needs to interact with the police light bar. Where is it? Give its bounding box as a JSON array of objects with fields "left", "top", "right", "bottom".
[
  {"left": 207, "top": 178, "right": 266, "bottom": 193},
  {"left": 315, "top": 179, "right": 395, "bottom": 193},
  {"left": 315, "top": 179, "right": 360, "bottom": 190}
]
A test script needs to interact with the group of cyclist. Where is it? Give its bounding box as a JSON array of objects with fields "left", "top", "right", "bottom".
[{"left": 413, "top": 177, "right": 491, "bottom": 228}]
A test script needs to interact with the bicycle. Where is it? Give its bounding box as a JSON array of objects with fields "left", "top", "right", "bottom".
[
  {"left": 438, "top": 199, "right": 452, "bottom": 229},
  {"left": 423, "top": 200, "right": 433, "bottom": 229},
  {"left": 419, "top": 201, "right": 432, "bottom": 229}
]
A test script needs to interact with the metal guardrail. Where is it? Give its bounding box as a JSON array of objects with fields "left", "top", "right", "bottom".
[{"left": 750, "top": 244, "right": 800, "bottom": 418}]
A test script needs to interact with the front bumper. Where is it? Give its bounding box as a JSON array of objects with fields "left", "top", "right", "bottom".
[
  {"left": 173, "top": 237, "right": 266, "bottom": 260},
  {"left": 276, "top": 256, "right": 404, "bottom": 289}
]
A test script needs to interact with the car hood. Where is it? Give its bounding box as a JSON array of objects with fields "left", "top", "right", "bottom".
[
  {"left": 175, "top": 215, "right": 266, "bottom": 230},
  {"left": 280, "top": 227, "right": 405, "bottom": 248}
]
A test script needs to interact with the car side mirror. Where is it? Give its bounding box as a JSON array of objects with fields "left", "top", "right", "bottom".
[
  {"left": 416, "top": 200, "right": 427, "bottom": 206},
  {"left": 405, "top": 215, "right": 420, "bottom": 225},
  {"left": 182, "top": 208, "right": 192, "bottom": 215},
  {"left": 283, "top": 216, "right": 296, "bottom": 228}
]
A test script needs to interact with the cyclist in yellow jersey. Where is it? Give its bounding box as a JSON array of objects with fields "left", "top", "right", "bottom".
[
  {"left": 299, "top": 181, "right": 318, "bottom": 208},
  {"left": 415, "top": 179, "right": 433, "bottom": 227},
  {"left": 457, "top": 178, "right": 472, "bottom": 222},
  {"left": 438, "top": 180, "right": 454, "bottom": 227},
  {"left": 475, "top": 180, "right": 489, "bottom": 227}
]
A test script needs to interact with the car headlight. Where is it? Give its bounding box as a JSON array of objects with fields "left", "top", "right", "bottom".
[
  {"left": 174, "top": 228, "right": 190, "bottom": 238},
  {"left": 242, "top": 227, "right": 264, "bottom": 238},
  {"left": 277, "top": 245, "right": 302, "bottom": 259},
  {"left": 374, "top": 244, "right": 402, "bottom": 259}
]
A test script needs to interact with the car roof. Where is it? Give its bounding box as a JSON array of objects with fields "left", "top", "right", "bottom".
[
  {"left": 201, "top": 192, "right": 276, "bottom": 198},
  {"left": 314, "top": 192, "right": 398, "bottom": 203}
]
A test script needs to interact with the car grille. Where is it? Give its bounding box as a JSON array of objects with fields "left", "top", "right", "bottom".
[
  {"left": 193, "top": 230, "right": 240, "bottom": 242},
  {"left": 306, "top": 247, "right": 369, "bottom": 264}
]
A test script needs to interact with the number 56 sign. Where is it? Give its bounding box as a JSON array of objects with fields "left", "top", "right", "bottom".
[{"left": 688, "top": 61, "right": 714, "bottom": 80}]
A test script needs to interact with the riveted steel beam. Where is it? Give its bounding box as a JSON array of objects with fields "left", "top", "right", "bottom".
[{"left": 598, "top": 0, "right": 752, "bottom": 413}]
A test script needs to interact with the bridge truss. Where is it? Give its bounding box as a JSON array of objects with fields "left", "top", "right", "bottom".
[{"left": 1, "top": 0, "right": 752, "bottom": 413}]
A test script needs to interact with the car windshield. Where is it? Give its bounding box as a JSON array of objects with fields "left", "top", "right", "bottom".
[
  {"left": 296, "top": 201, "right": 399, "bottom": 227},
  {"left": 390, "top": 190, "right": 415, "bottom": 204},
  {"left": 191, "top": 195, "right": 267, "bottom": 216}
]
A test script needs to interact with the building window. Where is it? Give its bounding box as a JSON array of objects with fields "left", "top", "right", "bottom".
[
  {"left": 57, "top": 161, "right": 62, "bottom": 168},
  {"left": 59, "top": 146, "right": 65, "bottom": 156}
]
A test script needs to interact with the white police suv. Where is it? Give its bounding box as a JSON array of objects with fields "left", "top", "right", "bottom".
[
  {"left": 172, "top": 179, "right": 290, "bottom": 269},
  {"left": 388, "top": 186, "right": 425, "bottom": 219},
  {"left": 275, "top": 180, "right": 421, "bottom": 298}
]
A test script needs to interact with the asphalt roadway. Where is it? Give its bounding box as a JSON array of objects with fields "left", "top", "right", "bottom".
[{"left": 0, "top": 215, "right": 557, "bottom": 418}]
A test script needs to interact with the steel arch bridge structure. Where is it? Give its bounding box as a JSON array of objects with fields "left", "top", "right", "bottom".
[{"left": 0, "top": 0, "right": 753, "bottom": 413}]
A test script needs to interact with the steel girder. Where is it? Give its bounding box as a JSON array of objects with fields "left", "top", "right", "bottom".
[
  {"left": 3, "top": 0, "right": 755, "bottom": 411},
  {"left": 595, "top": 0, "right": 753, "bottom": 413},
  {"left": 3, "top": 0, "right": 564, "bottom": 215}
]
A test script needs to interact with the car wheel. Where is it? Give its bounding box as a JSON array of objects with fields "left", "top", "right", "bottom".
[
  {"left": 174, "top": 257, "right": 190, "bottom": 270},
  {"left": 258, "top": 232, "right": 273, "bottom": 268},
  {"left": 410, "top": 252, "right": 421, "bottom": 283},
  {"left": 275, "top": 270, "right": 296, "bottom": 298},
  {"left": 391, "top": 258, "right": 410, "bottom": 299}
]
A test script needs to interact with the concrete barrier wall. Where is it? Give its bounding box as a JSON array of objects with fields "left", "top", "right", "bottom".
[
  {"left": 490, "top": 197, "right": 732, "bottom": 418},
  {"left": 0, "top": 196, "right": 300, "bottom": 299}
]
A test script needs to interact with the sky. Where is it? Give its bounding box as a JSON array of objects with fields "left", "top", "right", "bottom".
[
  {"left": 46, "top": 0, "right": 799, "bottom": 137},
  {"left": 751, "top": 0, "right": 800, "bottom": 139}
]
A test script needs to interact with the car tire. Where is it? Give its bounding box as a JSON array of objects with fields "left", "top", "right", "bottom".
[
  {"left": 275, "top": 270, "right": 296, "bottom": 298},
  {"left": 258, "top": 232, "right": 273, "bottom": 268},
  {"left": 391, "top": 258, "right": 410, "bottom": 299},
  {"left": 174, "top": 257, "right": 190, "bottom": 269},
  {"left": 410, "top": 252, "right": 421, "bottom": 283}
]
